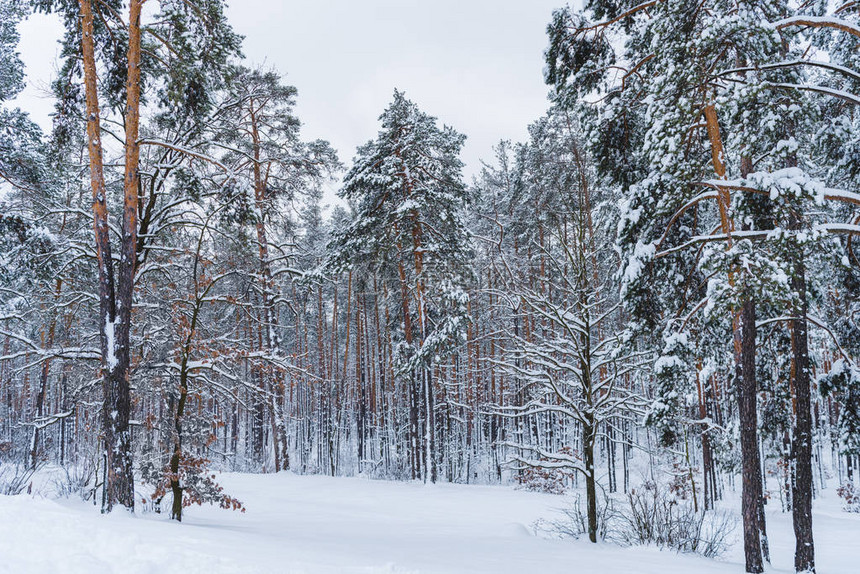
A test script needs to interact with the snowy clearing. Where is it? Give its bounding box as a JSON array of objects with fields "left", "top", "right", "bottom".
[{"left": 1, "top": 473, "right": 858, "bottom": 574}]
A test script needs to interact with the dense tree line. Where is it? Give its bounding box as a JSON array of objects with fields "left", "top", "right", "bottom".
[{"left": 1, "top": 1, "right": 859, "bottom": 573}]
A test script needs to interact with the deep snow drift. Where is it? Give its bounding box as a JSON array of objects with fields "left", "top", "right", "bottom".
[{"left": 1, "top": 472, "right": 858, "bottom": 573}]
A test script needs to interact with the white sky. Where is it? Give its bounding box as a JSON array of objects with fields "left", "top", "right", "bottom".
[{"left": 11, "top": 1, "right": 576, "bottom": 204}]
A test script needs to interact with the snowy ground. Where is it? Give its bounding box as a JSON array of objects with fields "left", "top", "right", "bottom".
[{"left": 1, "top": 472, "right": 858, "bottom": 573}]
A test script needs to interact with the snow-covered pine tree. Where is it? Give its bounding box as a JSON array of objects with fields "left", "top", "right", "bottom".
[
  {"left": 324, "top": 91, "right": 472, "bottom": 483},
  {"left": 708, "top": 6, "right": 860, "bottom": 571}
]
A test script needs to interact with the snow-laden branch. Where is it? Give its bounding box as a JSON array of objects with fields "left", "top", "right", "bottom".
[
  {"left": 764, "top": 82, "right": 860, "bottom": 105},
  {"left": 138, "top": 139, "right": 235, "bottom": 175},
  {"left": 501, "top": 441, "right": 588, "bottom": 475},
  {"left": 717, "top": 59, "right": 860, "bottom": 84},
  {"left": 774, "top": 15, "right": 860, "bottom": 39}
]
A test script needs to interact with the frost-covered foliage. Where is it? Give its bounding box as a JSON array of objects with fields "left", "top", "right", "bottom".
[
  {"left": 141, "top": 449, "right": 245, "bottom": 515},
  {"left": 0, "top": 0, "right": 25, "bottom": 102},
  {"left": 0, "top": 1, "right": 45, "bottom": 192},
  {"left": 648, "top": 330, "right": 695, "bottom": 447},
  {"left": 836, "top": 482, "right": 860, "bottom": 513},
  {"left": 819, "top": 359, "right": 860, "bottom": 457}
]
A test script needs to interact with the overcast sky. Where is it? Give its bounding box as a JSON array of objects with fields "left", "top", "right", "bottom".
[{"left": 12, "top": 1, "right": 575, "bottom": 203}]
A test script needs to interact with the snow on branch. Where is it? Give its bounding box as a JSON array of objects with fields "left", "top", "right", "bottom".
[
  {"left": 774, "top": 15, "right": 860, "bottom": 40},
  {"left": 138, "top": 139, "right": 235, "bottom": 176},
  {"left": 717, "top": 60, "right": 860, "bottom": 84},
  {"left": 764, "top": 82, "right": 860, "bottom": 106},
  {"left": 577, "top": 0, "right": 662, "bottom": 37},
  {"left": 501, "top": 441, "right": 588, "bottom": 475}
]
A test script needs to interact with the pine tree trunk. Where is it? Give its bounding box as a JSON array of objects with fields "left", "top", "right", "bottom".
[
  {"left": 740, "top": 153, "right": 770, "bottom": 563},
  {"left": 426, "top": 367, "right": 437, "bottom": 483},
  {"left": 697, "top": 366, "right": 714, "bottom": 510},
  {"left": 790, "top": 232, "right": 816, "bottom": 573},
  {"left": 79, "top": 0, "right": 136, "bottom": 512},
  {"left": 739, "top": 299, "right": 765, "bottom": 573},
  {"left": 584, "top": 414, "right": 598, "bottom": 543},
  {"left": 30, "top": 316, "right": 57, "bottom": 469},
  {"left": 396, "top": 248, "right": 420, "bottom": 480},
  {"left": 31, "top": 278, "right": 64, "bottom": 469},
  {"left": 356, "top": 301, "right": 366, "bottom": 469},
  {"left": 706, "top": 104, "right": 766, "bottom": 571}
]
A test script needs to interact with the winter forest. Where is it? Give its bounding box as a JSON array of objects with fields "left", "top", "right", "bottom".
[{"left": 1, "top": 1, "right": 859, "bottom": 573}]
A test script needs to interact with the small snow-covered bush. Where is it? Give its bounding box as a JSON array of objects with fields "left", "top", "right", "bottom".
[{"left": 837, "top": 483, "right": 860, "bottom": 513}]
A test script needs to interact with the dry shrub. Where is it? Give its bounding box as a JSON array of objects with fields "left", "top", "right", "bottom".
[
  {"left": 0, "top": 462, "right": 38, "bottom": 496},
  {"left": 536, "top": 480, "right": 736, "bottom": 558}
]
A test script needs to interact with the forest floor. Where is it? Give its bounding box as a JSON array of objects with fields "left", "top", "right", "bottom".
[{"left": 1, "top": 471, "right": 858, "bottom": 573}]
